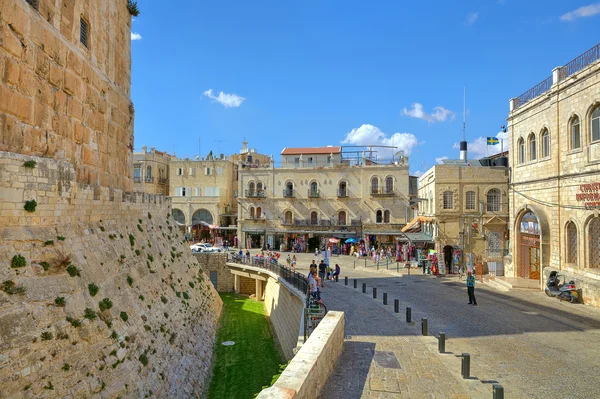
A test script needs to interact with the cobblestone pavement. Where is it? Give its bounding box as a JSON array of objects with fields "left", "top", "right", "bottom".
[{"left": 262, "top": 252, "right": 600, "bottom": 398}]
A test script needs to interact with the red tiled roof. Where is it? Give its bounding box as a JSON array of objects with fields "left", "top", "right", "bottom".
[{"left": 281, "top": 146, "right": 341, "bottom": 155}]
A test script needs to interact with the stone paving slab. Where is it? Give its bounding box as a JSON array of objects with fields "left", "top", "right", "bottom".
[{"left": 318, "top": 280, "right": 492, "bottom": 399}]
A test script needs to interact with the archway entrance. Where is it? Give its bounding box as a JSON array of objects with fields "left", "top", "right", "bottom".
[
  {"left": 191, "top": 209, "right": 214, "bottom": 241},
  {"left": 518, "top": 211, "right": 541, "bottom": 279},
  {"left": 443, "top": 245, "right": 454, "bottom": 274},
  {"left": 171, "top": 208, "right": 186, "bottom": 235}
]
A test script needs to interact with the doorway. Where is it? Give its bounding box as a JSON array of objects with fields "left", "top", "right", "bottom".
[
  {"left": 518, "top": 211, "right": 541, "bottom": 279},
  {"left": 443, "top": 245, "right": 454, "bottom": 274}
]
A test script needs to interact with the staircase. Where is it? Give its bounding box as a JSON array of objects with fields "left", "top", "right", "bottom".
[{"left": 483, "top": 276, "right": 540, "bottom": 292}]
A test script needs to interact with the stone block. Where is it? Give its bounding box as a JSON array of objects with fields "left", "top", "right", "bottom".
[
  {"left": 35, "top": 48, "right": 50, "bottom": 77},
  {"left": 10, "top": 90, "right": 33, "bottom": 124},
  {"left": 0, "top": 24, "right": 23, "bottom": 58},
  {"left": 63, "top": 69, "right": 82, "bottom": 98},
  {"left": 48, "top": 61, "right": 63, "bottom": 88},
  {"left": 3, "top": 56, "right": 19, "bottom": 85},
  {"left": 67, "top": 96, "right": 83, "bottom": 120},
  {"left": 66, "top": 50, "right": 82, "bottom": 75}
]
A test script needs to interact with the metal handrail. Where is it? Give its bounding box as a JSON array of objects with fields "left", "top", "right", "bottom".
[
  {"left": 228, "top": 254, "right": 309, "bottom": 294},
  {"left": 283, "top": 189, "right": 295, "bottom": 198},
  {"left": 564, "top": 42, "right": 600, "bottom": 79},
  {"left": 307, "top": 189, "right": 320, "bottom": 198},
  {"left": 337, "top": 189, "right": 349, "bottom": 197},
  {"left": 246, "top": 190, "right": 266, "bottom": 198}
]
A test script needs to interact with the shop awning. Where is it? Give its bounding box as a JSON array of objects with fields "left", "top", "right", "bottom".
[
  {"left": 396, "top": 232, "right": 434, "bottom": 243},
  {"left": 402, "top": 216, "right": 434, "bottom": 233}
]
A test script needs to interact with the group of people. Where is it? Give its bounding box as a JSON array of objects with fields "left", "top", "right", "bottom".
[{"left": 308, "top": 260, "right": 341, "bottom": 299}]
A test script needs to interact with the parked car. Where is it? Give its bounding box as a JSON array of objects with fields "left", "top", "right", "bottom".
[{"left": 190, "top": 243, "right": 222, "bottom": 253}]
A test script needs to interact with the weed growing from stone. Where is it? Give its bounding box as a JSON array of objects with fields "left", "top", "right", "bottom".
[
  {"left": 147, "top": 254, "right": 154, "bottom": 262},
  {"left": 84, "top": 308, "right": 97, "bottom": 320},
  {"left": 137, "top": 224, "right": 143, "bottom": 232},
  {"left": 183, "top": 292, "right": 190, "bottom": 300},
  {"left": 24, "top": 200, "right": 37, "bottom": 213},
  {"left": 88, "top": 283, "right": 99, "bottom": 297},
  {"left": 41, "top": 331, "right": 53, "bottom": 341},
  {"left": 176, "top": 291, "right": 181, "bottom": 298},
  {"left": 39, "top": 261, "right": 51, "bottom": 271},
  {"left": 110, "top": 331, "right": 118, "bottom": 340},
  {"left": 55, "top": 297, "right": 66, "bottom": 307},
  {"left": 43, "top": 382, "right": 54, "bottom": 390},
  {"left": 189, "top": 282, "right": 195, "bottom": 289},
  {"left": 23, "top": 384, "right": 31, "bottom": 391},
  {"left": 57, "top": 236, "right": 65, "bottom": 241},
  {"left": 62, "top": 363, "right": 70, "bottom": 371},
  {"left": 66, "top": 317, "right": 81, "bottom": 327},
  {"left": 99, "top": 226, "right": 105, "bottom": 232},
  {"left": 23, "top": 160, "right": 37, "bottom": 168},
  {"left": 66, "top": 264, "right": 81, "bottom": 277},
  {"left": 144, "top": 325, "right": 151, "bottom": 332},
  {"left": 43, "top": 240, "right": 54, "bottom": 246},
  {"left": 120, "top": 312, "right": 129, "bottom": 322},
  {"left": 139, "top": 352, "right": 149, "bottom": 366},
  {"left": 148, "top": 212, "right": 152, "bottom": 219},
  {"left": 11, "top": 255, "right": 26, "bottom": 268},
  {"left": 127, "top": 276, "right": 133, "bottom": 286},
  {"left": 109, "top": 234, "right": 116, "bottom": 240},
  {"left": 160, "top": 296, "right": 168, "bottom": 304},
  {"left": 129, "top": 234, "right": 135, "bottom": 247},
  {"left": 99, "top": 298, "right": 113, "bottom": 311},
  {"left": 139, "top": 295, "right": 145, "bottom": 301},
  {"left": 135, "top": 249, "right": 141, "bottom": 256}
]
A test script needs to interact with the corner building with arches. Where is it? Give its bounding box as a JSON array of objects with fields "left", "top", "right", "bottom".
[{"left": 507, "top": 43, "right": 600, "bottom": 306}]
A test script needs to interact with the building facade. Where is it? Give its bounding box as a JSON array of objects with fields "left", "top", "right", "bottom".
[
  {"left": 133, "top": 146, "right": 170, "bottom": 195},
  {"left": 507, "top": 43, "right": 600, "bottom": 305},
  {"left": 237, "top": 146, "right": 412, "bottom": 251},
  {"left": 416, "top": 158, "right": 509, "bottom": 273}
]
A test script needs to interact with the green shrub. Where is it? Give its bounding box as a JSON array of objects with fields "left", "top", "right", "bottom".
[
  {"left": 40, "top": 331, "right": 53, "bottom": 341},
  {"left": 127, "top": 276, "right": 133, "bottom": 286},
  {"left": 99, "top": 226, "right": 105, "bottom": 232},
  {"left": 147, "top": 254, "right": 153, "bottom": 262},
  {"left": 135, "top": 249, "right": 141, "bottom": 256},
  {"left": 182, "top": 292, "right": 190, "bottom": 300},
  {"left": 139, "top": 295, "right": 145, "bottom": 301},
  {"left": 66, "top": 264, "right": 81, "bottom": 277},
  {"left": 39, "top": 261, "right": 51, "bottom": 271},
  {"left": 23, "top": 160, "right": 37, "bottom": 168},
  {"left": 88, "top": 283, "right": 99, "bottom": 297},
  {"left": 1, "top": 280, "right": 26, "bottom": 295},
  {"left": 137, "top": 224, "right": 143, "bottom": 232},
  {"left": 11, "top": 255, "right": 26, "bottom": 268},
  {"left": 62, "top": 363, "right": 70, "bottom": 371},
  {"left": 109, "top": 234, "right": 116, "bottom": 240},
  {"left": 57, "top": 236, "right": 65, "bottom": 241},
  {"left": 120, "top": 312, "right": 128, "bottom": 322},
  {"left": 188, "top": 282, "right": 195, "bottom": 289},
  {"left": 129, "top": 234, "right": 135, "bottom": 247},
  {"left": 84, "top": 308, "right": 97, "bottom": 320},
  {"left": 66, "top": 316, "right": 81, "bottom": 327},
  {"left": 99, "top": 298, "right": 113, "bottom": 311},
  {"left": 110, "top": 330, "right": 118, "bottom": 340},
  {"left": 43, "top": 382, "right": 54, "bottom": 390},
  {"left": 161, "top": 296, "right": 168, "bottom": 304},
  {"left": 43, "top": 240, "right": 54, "bottom": 246},
  {"left": 139, "top": 352, "right": 148, "bottom": 366},
  {"left": 24, "top": 200, "right": 37, "bottom": 213},
  {"left": 54, "top": 297, "right": 66, "bottom": 307}
]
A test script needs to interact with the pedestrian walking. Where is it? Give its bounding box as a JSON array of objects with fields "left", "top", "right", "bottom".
[
  {"left": 292, "top": 255, "right": 297, "bottom": 271},
  {"left": 466, "top": 271, "right": 477, "bottom": 305},
  {"left": 318, "top": 260, "right": 327, "bottom": 287},
  {"left": 286, "top": 254, "right": 291, "bottom": 268}
]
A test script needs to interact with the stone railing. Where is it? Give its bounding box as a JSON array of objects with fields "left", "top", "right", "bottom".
[{"left": 256, "top": 311, "right": 345, "bottom": 399}]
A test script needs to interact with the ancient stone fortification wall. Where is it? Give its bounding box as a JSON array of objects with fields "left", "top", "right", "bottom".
[
  {"left": 0, "top": 152, "right": 222, "bottom": 398},
  {"left": 193, "top": 253, "right": 233, "bottom": 292},
  {"left": 0, "top": 0, "right": 134, "bottom": 190},
  {"left": 263, "top": 277, "right": 304, "bottom": 360}
]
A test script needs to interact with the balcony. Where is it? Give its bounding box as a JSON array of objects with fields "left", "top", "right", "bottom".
[
  {"left": 283, "top": 189, "right": 295, "bottom": 198},
  {"left": 371, "top": 187, "right": 395, "bottom": 196},
  {"left": 246, "top": 190, "right": 266, "bottom": 198},
  {"left": 158, "top": 177, "right": 168, "bottom": 185},
  {"left": 307, "top": 189, "right": 320, "bottom": 198},
  {"left": 351, "top": 219, "right": 362, "bottom": 227},
  {"left": 293, "top": 219, "right": 332, "bottom": 227},
  {"left": 145, "top": 176, "right": 154, "bottom": 183},
  {"left": 133, "top": 176, "right": 141, "bottom": 183},
  {"left": 337, "top": 189, "right": 349, "bottom": 198}
]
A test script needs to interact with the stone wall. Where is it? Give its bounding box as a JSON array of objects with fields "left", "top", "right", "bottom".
[
  {"left": 239, "top": 276, "right": 255, "bottom": 295},
  {"left": 0, "top": 152, "right": 222, "bottom": 398},
  {"left": 257, "top": 311, "right": 345, "bottom": 399},
  {"left": 193, "top": 253, "right": 233, "bottom": 292},
  {"left": 0, "top": 0, "right": 134, "bottom": 190},
  {"left": 544, "top": 267, "right": 600, "bottom": 307},
  {"left": 263, "top": 276, "right": 305, "bottom": 360}
]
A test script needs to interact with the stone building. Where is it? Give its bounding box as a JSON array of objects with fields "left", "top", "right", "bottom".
[
  {"left": 133, "top": 146, "right": 170, "bottom": 195},
  {"left": 237, "top": 146, "right": 412, "bottom": 251},
  {"left": 0, "top": 1, "right": 222, "bottom": 397},
  {"left": 0, "top": 0, "right": 134, "bottom": 190},
  {"left": 415, "top": 152, "right": 509, "bottom": 274},
  {"left": 507, "top": 42, "right": 600, "bottom": 305}
]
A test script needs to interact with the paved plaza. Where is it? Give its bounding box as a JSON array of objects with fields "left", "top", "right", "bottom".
[{"left": 270, "top": 251, "right": 600, "bottom": 398}]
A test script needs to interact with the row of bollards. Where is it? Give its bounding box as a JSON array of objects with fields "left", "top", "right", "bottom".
[{"left": 349, "top": 277, "right": 504, "bottom": 397}]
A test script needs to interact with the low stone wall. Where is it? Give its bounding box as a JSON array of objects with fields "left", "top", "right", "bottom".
[
  {"left": 194, "top": 253, "right": 233, "bottom": 292},
  {"left": 544, "top": 267, "right": 600, "bottom": 307},
  {"left": 256, "top": 311, "right": 345, "bottom": 399},
  {"left": 263, "top": 275, "right": 305, "bottom": 360}
]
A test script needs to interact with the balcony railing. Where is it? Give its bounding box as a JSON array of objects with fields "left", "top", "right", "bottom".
[
  {"left": 337, "top": 189, "right": 349, "bottom": 198},
  {"left": 307, "top": 189, "right": 320, "bottom": 198},
  {"left": 293, "top": 219, "right": 331, "bottom": 227},
  {"left": 158, "top": 177, "right": 168, "bottom": 184},
  {"left": 351, "top": 219, "right": 361, "bottom": 227},
  {"left": 283, "top": 189, "right": 295, "bottom": 198},
  {"left": 514, "top": 76, "right": 552, "bottom": 110},
  {"left": 144, "top": 176, "right": 154, "bottom": 183},
  {"left": 371, "top": 187, "right": 395, "bottom": 196},
  {"left": 246, "top": 190, "right": 266, "bottom": 198},
  {"left": 133, "top": 176, "right": 141, "bottom": 183},
  {"left": 564, "top": 42, "right": 600, "bottom": 79}
]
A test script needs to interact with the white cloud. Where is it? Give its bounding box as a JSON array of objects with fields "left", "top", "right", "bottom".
[
  {"left": 341, "top": 124, "right": 419, "bottom": 159},
  {"left": 451, "top": 131, "right": 508, "bottom": 160},
  {"left": 412, "top": 170, "right": 424, "bottom": 177},
  {"left": 131, "top": 32, "right": 142, "bottom": 40},
  {"left": 560, "top": 3, "right": 600, "bottom": 21},
  {"left": 203, "top": 89, "right": 246, "bottom": 108},
  {"left": 402, "top": 103, "right": 455, "bottom": 123},
  {"left": 435, "top": 156, "right": 448, "bottom": 164},
  {"left": 466, "top": 12, "right": 479, "bottom": 25}
]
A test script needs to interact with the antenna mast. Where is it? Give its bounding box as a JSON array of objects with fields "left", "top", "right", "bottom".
[{"left": 459, "top": 88, "right": 468, "bottom": 162}]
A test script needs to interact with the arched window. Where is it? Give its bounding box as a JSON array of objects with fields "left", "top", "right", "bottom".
[
  {"left": 338, "top": 211, "right": 346, "bottom": 226},
  {"left": 249, "top": 207, "right": 255, "bottom": 219},
  {"left": 248, "top": 182, "right": 255, "bottom": 196},
  {"left": 541, "top": 129, "right": 550, "bottom": 158},
  {"left": 385, "top": 177, "right": 393, "bottom": 193},
  {"left": 465, "top": 191, "right": 476, "bottom": 210},
  {"left": 284, "top": 211, "right": 292, "bottom": 224},
  {"left": 528, "top": 133, "right": 536, "bottom": 161},
  {"left": 518, "top": 138, "right": 525, "bottom": 164},
  {"left": 310, "top": 211, "right": 318, "bottom": 225},
  {"left": 256, "top": 182, "right": 263, "bottom": 193},
  {"left": 383, "top": 210, "right": 390, "bottom": 223},
  {"left": 592, "top": 106, "right": 600, "bottom": 142},
  {"left": 309, "top": 181, "right": 319, "bottom": 197},
  {"left": 571, "top": 116, "right": 581, "bottom": 149},
  {"left": 256, "top": 207, "right": 262, "bottom": 218},
  {"left": 371, "top": 177, "right": 379, "bottom": 194},
  {"left": 146, "top": 165, "right": 152, "bottom": 180},
  {"left": 284, "top": 181, "right": 294, "bottom": 197},
  {"left": 376, "top": 210, "right": 383, "bottom": 223},
  {"left": 566, "top": 222, "right": 577, "bottom": 264},
  {"left": 443, "top": 191, "right": 453, "bottom": 209},
  {"left": 589, "top": 217, "right": 600, "bottom": 268},
  {"left": 338, "top": 181, "right": 347, "bottom": 197},
  {"left": 486, "top": 189, "right": 501, "bottom": 212}
]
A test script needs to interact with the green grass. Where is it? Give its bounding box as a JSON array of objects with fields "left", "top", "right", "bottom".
[{"left": 208, "top": 293, "right": 283, "bottom": 399}]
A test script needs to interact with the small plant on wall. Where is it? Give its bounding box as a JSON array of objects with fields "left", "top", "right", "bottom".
[
  {"left": 24, "top": 200, "right": 37, "bottom": 213},
  {"left": 127, "top": 0, "right": 140, "bottom": 16},
  {"left": 23, "top": 160, "right": 37, "bottom": 168},
  {"left": 11, "top": 255, "right": 26, "bottom": 268}
]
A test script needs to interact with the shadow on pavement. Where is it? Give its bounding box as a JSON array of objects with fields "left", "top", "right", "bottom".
[{"left": 319, "top": 341, "right": 375, "bottom": 399}]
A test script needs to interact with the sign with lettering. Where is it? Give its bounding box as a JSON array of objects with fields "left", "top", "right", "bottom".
[{"left": 576, "top": 183, "right": 600, "bottom": 209}]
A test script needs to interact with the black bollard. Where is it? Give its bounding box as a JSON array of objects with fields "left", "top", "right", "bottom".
[
  {"left": 365, "top": 258, "right": 367, "bottom": 268},
  {"left": 386, "top": 260, "right": 389, "bottom": 270},
  {"left": 354, "top": 260, "right": 356, "bottom": 269},
  {"left": 377, "top": 261, "right": 379, "bottom": 270},
  {"left": 362, "top": 283, "right": 366, "bottom": 293},
  {"left": 396, "top": 262, "right": 399, "bottom": 272},
  {"left": 406, "top": 307, "right": 412, "bottom": 323},
  {"left": 492, "top": 384, "right": 504, "bottom": 399},
  {"left": 354, "top": 279, "right": 358, "bottom": 289},
  {"left": 438, "top": 332, "right": 445, "bottom": 353},
  {"left": 373, "top": 287, "right": 377, "bottom": 299},
  {"left": 461, "top": 353, "right": 470, "bottom": 379},
  {"left": 383, "top": 292, "right": 387, "bottom": 305},
  {"left": 421, "top": 318, "right": 428, "bottom": 336},
  {"left": 394, "top": 299, "right": 399, "bottom": 313},
  {"left": 345, "top": 276, "right": 348, "bottom": 285}
]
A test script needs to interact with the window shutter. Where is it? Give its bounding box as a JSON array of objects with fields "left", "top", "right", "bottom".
[{"left": 175, "top": 187, "right": 181, "bottom": 196}]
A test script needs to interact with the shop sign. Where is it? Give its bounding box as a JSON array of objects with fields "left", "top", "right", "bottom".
[{"left": 576, "top": 183, "right": 600, "bottom": 209}]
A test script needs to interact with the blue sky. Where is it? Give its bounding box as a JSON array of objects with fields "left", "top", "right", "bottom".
[{"left": 130, "top": 0, "right": 600, "bottom": 175}]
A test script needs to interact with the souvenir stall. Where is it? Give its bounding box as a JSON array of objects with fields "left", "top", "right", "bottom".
[{"left": 328, "top": 238, "right": 340, "bottom": 255}]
